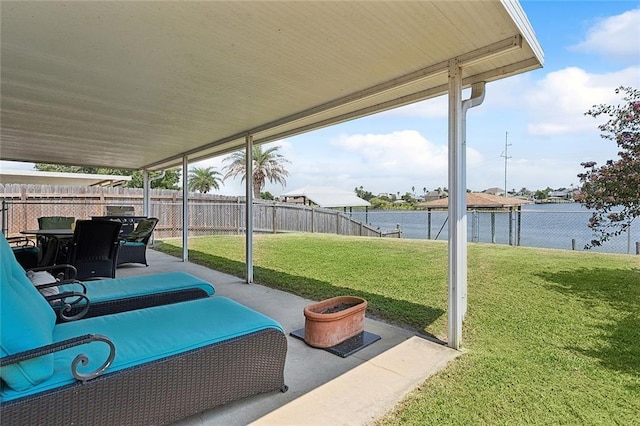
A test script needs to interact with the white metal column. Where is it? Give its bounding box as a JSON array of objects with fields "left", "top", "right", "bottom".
[
  {"left": 447, "top": 59, "right": 464, "bottom": 350},
  {"left": 245, "top": 134, "right": 254, "bottom": 283},
  {"left": 448, "top": 59, "right": 486, "bottom": 349},
  {"left": 143, "top": 170, "right": 150, "bottom": 217},
  {"left": 182, "top": 156, "right": 189, "bottom": 262}
]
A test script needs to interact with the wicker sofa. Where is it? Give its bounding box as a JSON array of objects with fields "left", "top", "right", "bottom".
[{"left": 0, "top": 235, "right": 288, "bottom": 425}]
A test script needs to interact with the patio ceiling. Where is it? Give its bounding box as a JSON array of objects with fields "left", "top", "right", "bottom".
[{"left": 1, "top": 1, "right": 542, "bottom": 171}]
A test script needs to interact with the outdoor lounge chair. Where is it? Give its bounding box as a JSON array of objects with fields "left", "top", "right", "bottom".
[
  {"left": 0, "top": 260, "right": 288, "bottom": 425},
  {"left": 65, "top": 219, "right": 122, "bottom": 280},
  {"left": 1, "top": 233, "right": 214, "bottom": 323},
  {"left": 116, "top": 217, "right": 159, "bottom": 267}
]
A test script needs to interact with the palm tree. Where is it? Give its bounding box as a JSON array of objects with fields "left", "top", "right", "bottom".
[
  {"left": 187, "top": 167, "right": 222, "bottom": 193},
  {"left": 223, "top": 145, "right": 290, "bottom": 198}
]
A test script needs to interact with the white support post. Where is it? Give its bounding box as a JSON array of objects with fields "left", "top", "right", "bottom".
[
  {"left": 143, "top": 169, "right": 150, "bottom": 217},
  {"left": 447, "top": 59, "right": 464, "bottom": 350},
  {"left": 245, "top": 134, "right": 254, "bottom": 283},
  {"left": 182, "top": 156, "right": 189, "bottom": 262}
]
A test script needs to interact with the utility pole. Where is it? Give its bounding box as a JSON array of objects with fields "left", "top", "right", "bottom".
[{"left": 500, "top": 131, "right": 511, "bottom": 197}]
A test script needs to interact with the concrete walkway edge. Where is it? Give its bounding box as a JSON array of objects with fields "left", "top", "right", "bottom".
[{"left": 250, "top": 336, "right": 460, "bottom": 426}]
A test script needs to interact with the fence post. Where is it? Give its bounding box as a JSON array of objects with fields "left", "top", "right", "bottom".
[
  {"left": 1, "top": 199, "right": 6, "bottom": 236},
  {"left": 517, "top": 208, "right": 522, "bottom": 246},
  {"left": 508, "top": 208, "right": 513, "bottom": 246},
  {"left": 471, "top": 210, "right": 478, "bottom": 242},
  {"left": 272, "top": 203, "right": 277, "bottom": 234},
  {"left": 571, "top": 239, "right": 576, "bottom": 250},
  {"left": 636, "top": 241, "right": 639, "bottom": 255},
  {"left": 427, "top": 210, "right": 432, "bottom": 239},
  {"left": 490, "top": 212, "right": 496, "bottom": 243},
  {"left": 311, "top": 208, "right": 315, "bottom": 233},
  {"left": 336, "top": 211, "right": 340, "bottom": 234}
]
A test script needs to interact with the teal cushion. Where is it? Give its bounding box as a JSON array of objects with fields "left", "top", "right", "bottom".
[
  {"left": 0, "top": 234, "right": 56, "bottom": 391},
  {"left": 121, "top": 241, "right": 145, "bottom": 247},
  {"left": 57, "top": 271, "right": 215, "bottom": 304},
  {"left": 1, "top": 297, "right": 283, "bottom": 401}
]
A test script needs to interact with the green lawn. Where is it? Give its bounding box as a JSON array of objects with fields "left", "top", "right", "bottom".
[{"left": 156, "top": 234, "right": 640, "bottom": 424}]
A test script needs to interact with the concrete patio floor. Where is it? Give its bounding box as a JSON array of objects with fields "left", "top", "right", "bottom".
[{"left": 117, "top": 248, "right": 460, "bottom": 425}]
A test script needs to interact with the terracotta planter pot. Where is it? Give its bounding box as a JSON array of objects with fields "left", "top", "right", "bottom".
[{"left": 303, "top": 296, "right": 367, "bottom": 348}]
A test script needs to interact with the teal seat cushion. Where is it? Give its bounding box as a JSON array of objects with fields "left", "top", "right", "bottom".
[
  {"left": 57, "top": 272, "right": 215, "bottom": 304},
  {"left": 1, "top": 297, "right": 283, "bottom": 401},
  {"left": 120, "top": 241, "right": 145, "bottom": 247},
  {"left": 0, "top": 234, "right": 56, "bottom": 391}
]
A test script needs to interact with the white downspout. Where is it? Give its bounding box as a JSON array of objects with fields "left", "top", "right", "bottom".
[
  {"left": 245, "top": 134, "right": 254, "bottom": 283},
  {"left": 144, "top": 169, "right": 166, "bottom": 217},
  {"left": 460, "top": 82, "right": 485, "bottom": 319}
]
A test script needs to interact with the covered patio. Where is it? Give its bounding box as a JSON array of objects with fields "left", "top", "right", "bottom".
[
  {"left": 1, "top": 0, "right": 543, "bottom": 349},
  {"left": 1, "top": 1, "right": 542, "bottom": 422}
]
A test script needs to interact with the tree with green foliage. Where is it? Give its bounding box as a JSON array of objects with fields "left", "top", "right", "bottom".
[
  {"left": 260, "top": 191, "right": 275, "bottom": 200},
  {"left": 354, "top": 186, "right": 373, "bottom": 201},
  {"left": 128, "top": 169, "right": 180, "bottom": 190},
  {"left": 35, "top": 164, "right": 180, "bottom": 190},
  {"left": 223, "top": 145, "right": 290, "bottom": 198},
  {"left": 187, "top": 167, "right": 222, "bottom": 193},
  {"left": 577, "top": 86, "right": 639, "bottom": 248}
]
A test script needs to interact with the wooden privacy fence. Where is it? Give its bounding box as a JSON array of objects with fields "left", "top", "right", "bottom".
[{"left": 1, "top": 184, "right": 400, "bottom": 239}]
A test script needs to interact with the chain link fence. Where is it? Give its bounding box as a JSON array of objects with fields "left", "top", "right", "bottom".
[{"left": 352, "top": 208, "right": 640, "bottom": 255}]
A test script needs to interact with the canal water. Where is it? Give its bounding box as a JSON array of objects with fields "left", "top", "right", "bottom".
[{"left": 352, "top": 203, "right": 640, "bottom": 255}]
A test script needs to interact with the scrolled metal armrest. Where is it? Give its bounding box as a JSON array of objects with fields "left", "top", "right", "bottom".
[
  {"left": 29, "top": 264, "right": 78, "bottom": 280},
  {"left": 46, "top": 291, "right": 92, "bottom": 321},
  {"left": 0, "top": 334, "right": 116, "bottom": 383},
  {"left": 55, "top": 278, "right": 88, "bottom": 295}
]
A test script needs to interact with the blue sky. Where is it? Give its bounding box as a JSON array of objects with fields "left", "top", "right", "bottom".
[{"left": 2, "top": 1, "right": 639, "bottom": 198}]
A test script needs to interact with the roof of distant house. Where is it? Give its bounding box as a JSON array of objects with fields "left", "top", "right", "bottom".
[
  {"left": 423, "top": 193, "right": 532, "bottom": 209},
  {"left": 0, "top": 169, "right": 131, "bottom": 187},
  {"left": 280, "top": 186, "right": 370, "bottom": 208}
]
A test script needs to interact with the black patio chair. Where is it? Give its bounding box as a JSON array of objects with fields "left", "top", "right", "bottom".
[
  {"left": 7, "top": 236, "right": 40, "bottom": 269},
  {"left": 66, "top": 219, "right": 122, "bottom": 280},
  {"left": 37, "top": 216, "right": 75, "bottom": 266},
  {"left": 117, "top": 217, "right": 159, "bottom": 267}
]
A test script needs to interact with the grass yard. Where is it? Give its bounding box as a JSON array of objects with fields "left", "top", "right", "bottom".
[{"left": 156, "top": 233, "right": 640, "bottom": 424}]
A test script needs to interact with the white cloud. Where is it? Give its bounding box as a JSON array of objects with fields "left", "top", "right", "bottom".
[
  {"left": 523, "top": 66, "right": 640, "bottom": 136},
  {"left": 333, "top": 130, "right": 445, "bottom": 174},
  {"left": 571, "top": 8, "right": 640, "bottom": 62}
]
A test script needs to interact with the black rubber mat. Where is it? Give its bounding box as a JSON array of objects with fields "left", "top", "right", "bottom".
[{"left": 290, "top": 328, "right": 381, "bottom": 358}]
